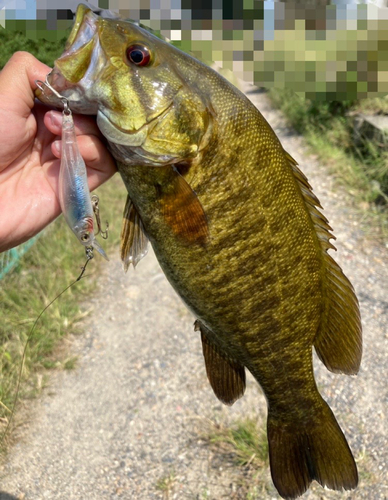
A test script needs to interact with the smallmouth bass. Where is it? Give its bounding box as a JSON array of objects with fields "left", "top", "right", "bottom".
[{"left": 36, "top": 5, "right": 362, "bottom": 499}]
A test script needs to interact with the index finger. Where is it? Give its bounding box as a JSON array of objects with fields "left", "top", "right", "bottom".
[{"left": 0, "top": 51, "right": 51, "bottom": 114}]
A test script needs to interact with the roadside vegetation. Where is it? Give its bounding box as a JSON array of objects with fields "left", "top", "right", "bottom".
[
  {"left": 268, "top": 88, "right": 388, "bottom": 237},
  {"left": 204, "top": 416, "right": 272, "bottom": 498},
  {"left": 0, "top": 26, "right": 69, "bottom": 68},
  {"left": 0, "top": 175, "right": 126, "bottom": 448},
  {"left": 207, "top": 417, "right": 268, "bottom": 469},
  {"left": 0, "top": 30, "right": 123, "bottom": 449}
]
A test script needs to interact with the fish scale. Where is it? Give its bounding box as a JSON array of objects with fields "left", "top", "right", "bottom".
[{"left": 36, "top": 5, "right": 362, "bottom": 499}]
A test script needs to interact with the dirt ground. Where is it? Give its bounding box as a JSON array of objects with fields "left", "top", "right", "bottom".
[{"left": 0, "top": 86, "right": 386, "bottom": 500}]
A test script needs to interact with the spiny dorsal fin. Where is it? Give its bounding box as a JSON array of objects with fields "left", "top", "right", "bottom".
[
  {"left": 195, "top": 320, "right": 246, "bottom": 406},
  {"left": 159, "top": 168, "right": 209, "bottom": 246},
  {"left": 285, "top": 150, "right": 336, "bottom": 251},
  {"left": 120, "top": 195, "right": 149, "bottom": 271},
  {"left": 285, "top": 150, "right": 362, "bottom": 374}
]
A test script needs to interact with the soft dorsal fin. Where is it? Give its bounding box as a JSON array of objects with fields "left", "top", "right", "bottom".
[
  {"left": 158, "top": 168, "right": 209, "bottom": 246},
  {"left": 120, "top": 195, "right": 149, "bottom": 271},
  {"left": 195, "top": 320, "right": 246, "bottom": 406},
  {"left": 285, "top": 150, "right": 362, "bottom": 374}
]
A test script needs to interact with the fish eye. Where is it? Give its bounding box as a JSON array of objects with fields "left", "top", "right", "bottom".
[
  {"left": 126, "top": 44, "right": 151, "bottom": 67},
  {"left": 81, "top": 233, "right": 90, "bottom": 242}
]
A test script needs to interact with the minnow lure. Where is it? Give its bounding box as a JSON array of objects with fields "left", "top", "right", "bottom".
[{"left": 36, "top": 76, "right": 108, "bottom": 261}]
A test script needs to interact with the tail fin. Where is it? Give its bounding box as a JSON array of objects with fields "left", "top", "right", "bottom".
[{"left": 267, "top": 400, "right": 358, "bottom": 499}]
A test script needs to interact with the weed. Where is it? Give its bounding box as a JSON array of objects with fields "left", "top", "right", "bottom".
[
  {"left": 63, "top": 356, "right": 78, "bottom": 370},
  {"left": 155, "top": 470, "right": 176, "bottom": 498},
  {"left": 208, "top": 417, "right": 268, "bottom": 469},
  {"left": 199, "top": 488, "right": 210, "bottom": 499},
  {"left": 201, "top": 416, "right": 273, "bottom": 498}
]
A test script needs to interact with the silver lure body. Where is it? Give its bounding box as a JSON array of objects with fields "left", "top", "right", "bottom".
[{"left": 59, "top": 111, "right": 108, "bottom": 260}]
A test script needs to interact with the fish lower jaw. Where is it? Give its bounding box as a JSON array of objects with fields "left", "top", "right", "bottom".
[
  {"left": 96, "top": 111, "right": 147, "bottom": 146},
  {"left": 36, "top": 69, "right": 98, "bottom": 115}
]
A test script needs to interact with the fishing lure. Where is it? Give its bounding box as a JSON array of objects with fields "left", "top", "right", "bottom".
[{"left": 35, "top": 76, "right": 108, "bottom": 261}]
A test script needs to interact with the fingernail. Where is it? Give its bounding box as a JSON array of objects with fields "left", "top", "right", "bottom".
[
  {"left": 53, "top": 140, "right": 61, "bottom": 154},
  {"left": 50, "top": 111, "right": 62, "bottom": 128}
]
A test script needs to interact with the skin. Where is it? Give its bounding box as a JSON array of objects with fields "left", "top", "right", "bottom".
[{"left": 0, "top": 51, "right": 116, "bottom": 252}]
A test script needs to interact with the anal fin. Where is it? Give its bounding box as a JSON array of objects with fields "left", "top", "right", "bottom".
[
  {"left": 120, "top": 195, "right": 149, "bottom": 271},
  {"left": 195, "top": 320, "right": 246, "bottom": 406}
]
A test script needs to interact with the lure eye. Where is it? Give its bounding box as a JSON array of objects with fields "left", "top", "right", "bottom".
[
  {"left": 126, "top": 44, "right": 151, "bottom": 66},
  {"left": 81, "top": 233, "right": 90, "bottom": 242}
]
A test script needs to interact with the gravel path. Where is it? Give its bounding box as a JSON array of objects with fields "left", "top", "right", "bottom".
[{"left": 0, "top": 85, "right": 387, "bottom": 500}]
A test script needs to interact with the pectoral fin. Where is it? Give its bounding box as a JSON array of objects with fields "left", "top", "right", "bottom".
[
  {"left": 195, "top": 320, "right": 246, "bottom": 406},
  {"left": 120, "top": 195, "right": 149, "bottom": 271},
  {"left": 159, "top": 169, "right": 209, "bottom": 246}
]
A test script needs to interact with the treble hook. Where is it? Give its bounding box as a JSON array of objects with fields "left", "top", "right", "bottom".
[
  {"left": 91, "top": 195, "right": 109, "bottom": 240},
  {"left": 35, "top": 73, "right": 71, "bottom": 115}
]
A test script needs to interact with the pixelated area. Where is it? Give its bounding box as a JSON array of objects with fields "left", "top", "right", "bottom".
[{"left": 0, "top": 0, "right": 387, "bottom": 100}]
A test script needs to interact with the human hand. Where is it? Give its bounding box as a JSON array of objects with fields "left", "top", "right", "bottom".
[{"left": 0, "top": 51, "right": 117, "bottom": 252}]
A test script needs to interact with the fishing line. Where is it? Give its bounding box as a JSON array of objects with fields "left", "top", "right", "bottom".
[{"left": 0, "top": 252, "right": 94, "bottom": 447}]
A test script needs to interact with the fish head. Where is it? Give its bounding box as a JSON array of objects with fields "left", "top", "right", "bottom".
[{"left": 36, "top": 5, "right": 212, "bottom": 165}]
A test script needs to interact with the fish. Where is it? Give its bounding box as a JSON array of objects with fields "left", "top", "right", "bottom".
[{"left": 35, "top": 5, "right": 362, "bottom": 499}]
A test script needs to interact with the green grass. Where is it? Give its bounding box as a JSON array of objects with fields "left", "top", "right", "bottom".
[
  {"left": 355, "top": 96, "right": 388, "bottom": 116},
  {"left": 155, "top": 470, "right": 177, "bottom": 498},
  {"left": 0, "top": 28, "right": 69, "bottom": 69},
  {"left": 208, "top": 417, "right": 268, "bottom": 468},
  {"left": 204, "top": 416, "right": 271, "bottom": 498},
  {"left": 63, "top": 356, "right": 78, "bottom": 370},
  {"left": 0, "top": 175, "right": 127, "bottom": 447}
]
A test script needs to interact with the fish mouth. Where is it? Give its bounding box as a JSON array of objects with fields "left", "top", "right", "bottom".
[
  {"left": 35, "top": 5, "right": 100, "bottom": 113},
  {"left": 65, "top": 4, "right": 96, "bottom": 52},
  {"left": 57, "top": 5, "right": 98, "bottom": 75}
]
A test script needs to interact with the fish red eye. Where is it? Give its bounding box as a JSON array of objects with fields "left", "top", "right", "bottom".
[{"left": 126, "top": 44, "right": 151, "bottom": 66}]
